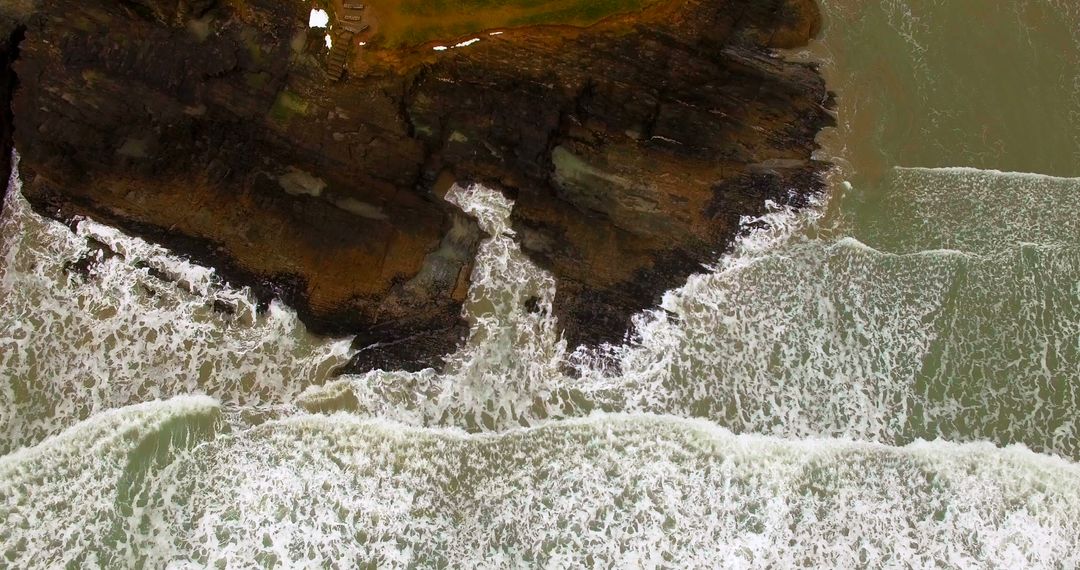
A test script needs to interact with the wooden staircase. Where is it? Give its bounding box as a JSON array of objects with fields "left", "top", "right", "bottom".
[
  {"left": 325, "top": 3, "right": 369, "bottom": 82},
  {"left": 325, "top": 30, "right": 354, "bottom": 81}
]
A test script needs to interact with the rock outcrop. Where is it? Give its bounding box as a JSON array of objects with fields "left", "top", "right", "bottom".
[{"left": 2, "top": 0, "right": 833, "bottom": 371}]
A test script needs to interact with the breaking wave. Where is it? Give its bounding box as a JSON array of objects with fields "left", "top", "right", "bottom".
[
  {"left": 0, "top": 157, "right": 351, "bottom": 453},
  {"left": 2, "top": 401, "right": 1078, "bottom": 567}
]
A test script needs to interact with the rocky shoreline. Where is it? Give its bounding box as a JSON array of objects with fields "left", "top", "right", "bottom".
[{"left": 0, "top": 0, "right": 833, "bottom": 372}]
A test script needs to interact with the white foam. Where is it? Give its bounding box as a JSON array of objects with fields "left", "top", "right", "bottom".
[
  {"left": 0, "top": 396, "right": 220, "bottom": 568},
  {"left": 3, "top": 0, "right": 1080, "bottom": 563},
  {"left": 0, "top": 0, "right": 1079, "bottom": 562},
  {"left": 293, "top": 180, "right": 1079, "bottom": 460},
  {"left": 301, "top": 183, "right": 570, "bottom": 431},
  {"left": 0, "top": 156, "right": 352, "bottom": 452},
  {"left": 901, "top": 166, "right": 1080, "bottom": 182},
  {"left": 853, "top": 166, "right": 1080, "bottom": 254},
  {"left": 8, "top": 410, "right": 1074, "bottom": 567},
  {"left": 605, "top": 236, "right": 1079, "bottom": 456},
  {"left": 0, "top": 112, "right": 1078, "bottom": 569}
]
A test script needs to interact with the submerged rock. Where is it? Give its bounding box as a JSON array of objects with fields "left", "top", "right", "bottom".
[{"left": 1, "top": 0, "right": 833, "bottom": 371}]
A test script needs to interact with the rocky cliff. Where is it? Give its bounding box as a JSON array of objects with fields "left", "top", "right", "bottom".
[{"left": 1, "top": 0, "right": 833, "bottom": 372}]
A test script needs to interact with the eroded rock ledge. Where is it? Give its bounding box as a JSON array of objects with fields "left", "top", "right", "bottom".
[{"left": 1, "top": 0, "right": 833, "bottom": 372}]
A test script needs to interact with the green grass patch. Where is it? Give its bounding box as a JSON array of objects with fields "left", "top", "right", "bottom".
[{"left": 269, "top": 90, "right": 311, "bottom": 123}]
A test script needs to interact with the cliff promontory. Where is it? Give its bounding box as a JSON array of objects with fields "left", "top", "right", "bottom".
[{"left": 1, "top": 0, "right": 832, "bottom": 371}]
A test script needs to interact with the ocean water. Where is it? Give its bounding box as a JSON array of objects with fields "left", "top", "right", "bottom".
[{"left": 2, "top": 0, "right": 1079, "bottom": 567}]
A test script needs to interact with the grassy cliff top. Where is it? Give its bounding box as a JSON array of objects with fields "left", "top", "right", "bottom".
[{"left": 333, "top": 0, "right": 662, "bottom": 48}]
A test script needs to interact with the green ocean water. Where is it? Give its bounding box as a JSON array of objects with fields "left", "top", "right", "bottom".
[{"left": 1, "top": 0, "right": 1078, "bottom": 566}]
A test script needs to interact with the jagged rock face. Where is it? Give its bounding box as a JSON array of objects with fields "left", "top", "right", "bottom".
[
  {"left": 0, "top": 7, "right": 29, "bottom": 206},
  {"left": 407, "top": 0, "right": 833, "bottom": 346},
  {"left": 3, "top": 0, "right": 832, "bottom": 371}
]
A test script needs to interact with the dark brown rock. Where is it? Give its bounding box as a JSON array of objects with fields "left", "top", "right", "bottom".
[
  {"left": 405, "top": 0, "right": 834, "bottom": 347},
  {"left": 2, "top": 0, "right": 833, "bottom": 371},
  {"left": 0, "top": 9, "right": 28, "bottom": 206}
]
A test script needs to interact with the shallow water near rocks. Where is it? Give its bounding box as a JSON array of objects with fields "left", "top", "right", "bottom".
[{"left": 2, "top": 0, "right": 1079, "bottom": 566}]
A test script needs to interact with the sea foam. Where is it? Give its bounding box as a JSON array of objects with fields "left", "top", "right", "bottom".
[{"left": 0, "top": 155, "right": 351, "bottom": 452}]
